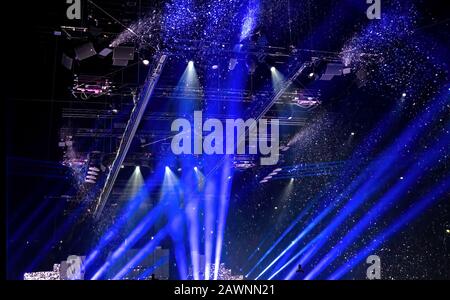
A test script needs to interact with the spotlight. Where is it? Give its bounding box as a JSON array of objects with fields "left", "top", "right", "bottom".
[
  {"left": 270, "top": 67, "right": 276, "bottom": 72},
  {"left": 142, "top": 59, "right": 150, "bottom": 66},
  {"left": 308, "top": 72, "right": 315, "bottom": 78},
  {"left": 165, "top": 166, "right": 170, "bottom": 171},
  {"left": 194, "top": 166, "right": 198, "bottom": 171},
  {"left": 351, "top": 132, "right": 355, "bottom": 136},
  {"left": 402, "top": 92, "right": 407, "bottom": 98},
  {"left": 228, "top": 176, "right": 232, "bottom": 180},
  {"left": 212, "top": 65, "right": 219, "bottom": 70},
  {"left": 288, "top": 116, "right": 293, "bottom": 120},
  {"left": 290, "top": 178, "right": 294, "bottom": 182},
  {"left": 136, "top": 166, "right": 140, "bottom": 171},
  {"left": 178, "top": 168, "right": 182, "bottom": 172},
  {"left": 112, "top": 109, "right": 119, "bottom": 114},
  {"left": 188, "top": 61, "right": 194, "bottom": 67},
  {"left": 121, "top": 165, "right": 125, "bottom": 169}
]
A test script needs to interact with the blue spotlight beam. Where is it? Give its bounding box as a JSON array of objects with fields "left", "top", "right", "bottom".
[
  {"left": 255, "top": 89, "right": 449, "bottom": 279},
  {"left": 250, "top": 99, "right": 408, "bottom": 275},
  {"left": 93, "top": 54, "right": 167, "bottom": 219},
  {"left": 246, "top": 200, "right": 315, "bottom": 278},
  {"left": 256, "top": 168, "right": 379, "bottom": 279},
  {"left": 138, "top": 256, "right": 169, "bottom": 280},
  {"left": 112, "top": 227, "right": 169, "bottom": 280},
  {"left": 213, "top": 161, "right": 233, "bottom": 280},
  {"left": 25, "top": 201, "right": 92, "bottom": 273},
  {"left": 204, "top": 178, "right": 217, "bottom": 280},
  {"left": 92, "top": 163, "right": 178, "bottom": 278},
  {"left": 269, "top": 137, "right": 437, "bottom": 279},
  {"left": 173, "top": 63, "right": 202, "bottom": 280},
  {"left": 329, "top": 175, "right": 450, "bottom": 280},
  {"left": 9, "top": 198, "right": 67, "bottom": 270},
  {"left": 84, "top": 164, "right": 166, "bottom": 270},
  {"left": 300, "top": 133, "right": 449, "bottom": 280},
  {"left": 90, "top": 204, "right": 165, "bottom": 280},
  {"left": 9, "top": 184, "right": 65, "bottom": 247}
]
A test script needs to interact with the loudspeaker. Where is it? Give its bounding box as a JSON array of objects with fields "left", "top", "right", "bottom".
[{"left": 75, "top": 42, "right": 97, "bottom": 61}]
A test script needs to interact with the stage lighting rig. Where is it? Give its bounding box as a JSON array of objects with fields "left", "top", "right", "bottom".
[
  {"left": 294, "top": 97, "right": 322, "bottom": 110},
  {"left": 72, "top": 74, "right": 114, "bottom": 99}
]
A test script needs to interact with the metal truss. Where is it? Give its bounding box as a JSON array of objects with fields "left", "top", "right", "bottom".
[
  {"left": 92, "top": 53, "right": 168, "bottom": 219},
  {"left": 205, "top": 60, "right": 314, "bottom": 177}
]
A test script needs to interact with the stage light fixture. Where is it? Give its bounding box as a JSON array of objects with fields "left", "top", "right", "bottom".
[
  {"left": 188, "top": 61, "right": 194, "bottom": 67},
  {"left": 308, "top": 72, "right": 315, "bottom": 78},
  {"left": 142, "top": 59, "right": 150, "bottom": 66},
  {"left": 270, "top": 66, "right": 276, "bottom": 72}
]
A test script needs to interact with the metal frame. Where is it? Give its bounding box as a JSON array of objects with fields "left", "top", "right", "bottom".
[{"left": 93, "top": 53, "right": 168, "bottom": 219}]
